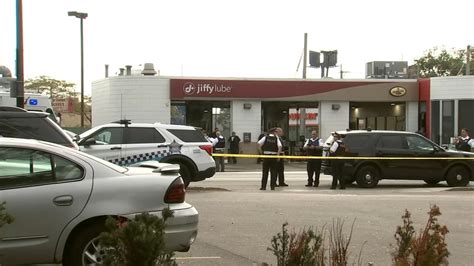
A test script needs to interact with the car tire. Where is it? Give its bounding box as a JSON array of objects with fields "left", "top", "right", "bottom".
[
  {"left": 356, "top": 165, "right": 380, "bottom": 188},
  {"left": 63, "top": 222, "right": 107, "bottom": 266},
  {"left": 423, "top": 178, "right": 441, "bottom": 185},
  {"left": 445, "top": 166, "right": 470, "bottom": 187}
]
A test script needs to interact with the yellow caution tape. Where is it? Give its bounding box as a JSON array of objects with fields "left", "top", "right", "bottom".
[{"left": 211, "top": 153, "right": 474, "bottom": 160}]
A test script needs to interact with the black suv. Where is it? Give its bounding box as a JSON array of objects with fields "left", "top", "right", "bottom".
[
  {"left": 321, "top": 130, "right": 474, "bottom": 188},
  {"left": 0, "top": 106, "right": 77, "bottom": 149}
]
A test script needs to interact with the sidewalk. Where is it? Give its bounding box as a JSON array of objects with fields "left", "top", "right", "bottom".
[{"left": 220, "top": 159, "right": 308, "bottom": 172}]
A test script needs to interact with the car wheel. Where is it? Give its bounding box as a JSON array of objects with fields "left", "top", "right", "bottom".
[
  {"left": 446, "top": 166, "right": 470, "bottom": 187},
  {"left": 356, "top": 165, "right": 380, "bottom": 188},
  {"left": 63, "top": 223, "right": 107, "bottom": 266},
  {"left": 423, "top": 178, "right": 441, "bottom": 185}
]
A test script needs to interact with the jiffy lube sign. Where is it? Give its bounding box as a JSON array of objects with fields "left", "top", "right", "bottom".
[{"left": 183, "top": 82, "right": 232, "bottom": 96}]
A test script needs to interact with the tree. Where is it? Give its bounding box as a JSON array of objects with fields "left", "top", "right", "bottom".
[
  {"left": 24, "top": 75, "right": 76, "bottom": 99},
  {"left": 413, "top": 47, "right": 471, "bottom": 77}
]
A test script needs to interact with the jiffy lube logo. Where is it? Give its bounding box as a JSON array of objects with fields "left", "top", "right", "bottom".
[
  {"left": 183, "top": 82, "right": 196, "bottom": 95},
  {"left": 182, "top": 82, "right": 232, "bottom": 95}
]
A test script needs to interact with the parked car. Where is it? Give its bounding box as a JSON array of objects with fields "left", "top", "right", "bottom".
[
  {"left": 0, "top": 137, "right": 198, "bottom": 265},
  {"left": 76, "top": 120, "right": 215, "bottom": 187},
  {"left": 0, "top": 106, "right": 78, "bottom": 149},
  {"left": 321, "top": 130, "right": 474, "bottom": 188}
]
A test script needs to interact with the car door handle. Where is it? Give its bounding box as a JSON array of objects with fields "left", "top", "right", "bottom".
[
  {"left": 110, "top": 146, "right": 122, "bottom": 150},
  {"left": 157, "top": 144, "right": 168, "bottom": 148},
  {"left": 53, "top": 195, "right": 74, "bottom": 206}
]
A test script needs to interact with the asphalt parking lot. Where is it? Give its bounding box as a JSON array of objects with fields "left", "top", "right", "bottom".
[{"left": 178, "top": 166, "right": 474, "bottom": 266}]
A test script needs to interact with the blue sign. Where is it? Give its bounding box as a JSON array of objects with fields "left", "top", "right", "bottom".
[{"left": 28, "top": 98, "right": 38, "bottom": 106}]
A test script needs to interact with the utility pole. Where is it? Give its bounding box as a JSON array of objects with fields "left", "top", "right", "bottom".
[
  {"left": 321, "top": 53, "right": 326, "bottom": 78},
  {"left": 467, "top": 45, "right": 471, "bottom": 76},
  {"left": 15, "top": 0, "right": 24, "bottom": 108},
  {"left": 303, "top": 33, "right": 307, "bottom": 79}
]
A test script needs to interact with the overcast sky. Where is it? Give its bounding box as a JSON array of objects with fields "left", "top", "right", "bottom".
[{"left": 0, "top": 0, "right": 471, "bottom": 95}]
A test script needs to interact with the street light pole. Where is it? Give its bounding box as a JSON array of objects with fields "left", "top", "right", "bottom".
[{"left": 68, "top": 11, "right": 88, "bottom": 127}]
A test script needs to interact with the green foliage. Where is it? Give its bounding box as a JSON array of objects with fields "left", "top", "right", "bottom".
[
  {"left": 414, "top": 47, "right": 468, "bottom": 77},
  {"left": 269, "top": 219, "right": 362, "bottom": 266},
  {"left": 392, "top": 205, "right": 449, "bottom": 266},
  {"left": 99, "top": 210, "right": 176, "bottom": 266},
  {"left": 24, "top": 75, "right": 91, "bottom": 114},
  {"left": 0, "top": 201, "right": 14, "bottom": 229},
  {"left": 24, "top": 75, "right": 76, "bottom": 98}
]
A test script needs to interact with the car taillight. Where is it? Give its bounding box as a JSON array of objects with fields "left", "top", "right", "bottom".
[
  {"left": 164, "top": 177, "right": 185, "bottom": 203},
  {"left": 199, "top": 144, "right": 213, "bottom": 156}
]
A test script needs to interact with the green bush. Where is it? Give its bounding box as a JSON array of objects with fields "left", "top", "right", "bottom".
[
  {"left": 268, "top": 219, "right": 363, "bottom": 266},
  {"left": 392, "top": 205, "right": 449, "bottom": 266},
  {"left": 269, "top": 206, "right": 449, "bottom": 266},
  {"left": 99, "top": 209, "right": 177, "bottom": 266}
]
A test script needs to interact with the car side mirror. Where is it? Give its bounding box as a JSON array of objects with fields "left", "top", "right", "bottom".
[
  {"left": 441, "top": 145, "right": 448, "bottom": 150},
  {"left": 82, "top": 138, "right": 97, "bottom": 147},
  {"left": 73, "top": 135, "right": 80, "bottom": 142}
]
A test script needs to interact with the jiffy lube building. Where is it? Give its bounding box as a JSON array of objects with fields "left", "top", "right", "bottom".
[{"left": 92, "top": 66, "right": 473, "bottom": 154}]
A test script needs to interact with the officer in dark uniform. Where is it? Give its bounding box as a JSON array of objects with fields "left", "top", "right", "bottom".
[
  {"left": 303, "top": 130, "right": 323, "bottom": 187},
  {"left": 212, "top": 130, "right": 226, "bottom": 172},
  {"left": 275, "top": 127, "right": 289, "bottom": 187},
  {"left": 329, "top": 132, "right": 346, "bottom": 189},
  {"left": 258, "top": 128, "right": 282, "bottom": 190}
]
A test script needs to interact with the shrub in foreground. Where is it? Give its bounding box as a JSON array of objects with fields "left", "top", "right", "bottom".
[
  {"left": 392, "top": 205, "right": 449, "bottom": 266},
  {"left": 268, "top": 205, "right": 449, "bottom": 266},
  {"left": 99, "top": 209, "right": 176, "bottom": 266}
]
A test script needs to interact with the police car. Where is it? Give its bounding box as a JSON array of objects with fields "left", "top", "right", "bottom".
[
  {"left": 321, "top": 129, "right": 474, "bottom": 188},
  {"left": 76, "top": 120, "right": 215, "bottom": 187}
]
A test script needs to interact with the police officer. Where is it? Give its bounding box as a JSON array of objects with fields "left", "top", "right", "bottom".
[
  {"left": 329, "top": 132, "right": 346, "bottom": 189},
  {"left": 212, "top": 130, "right": 226, "bottom": 172},
  {"left": 275, "top": 127, "right": 289, "bottom": 187},
  {"left": 258, "top": 128, "right": 282, "bottom": 190},
  {"left": 227, "top": 131, "right": 241, "bottom": 164},
  {"left": 303, "top": 130, "right": 323, "bottom": 187},
  {"left": 455, "top": 128, "right": 474, "bottom": 152}
]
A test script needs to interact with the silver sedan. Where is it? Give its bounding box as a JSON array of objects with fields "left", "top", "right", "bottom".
[{"left": 0, "top": 137, "right": 198, "bottom": 265}]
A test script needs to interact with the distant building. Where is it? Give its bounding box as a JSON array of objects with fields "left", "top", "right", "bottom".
[
  {"left": 408, "top": 65, "right": 419, "bottom": 79},
  {"left": 366, "top": 61, "right": 408, "bottom": 79}
]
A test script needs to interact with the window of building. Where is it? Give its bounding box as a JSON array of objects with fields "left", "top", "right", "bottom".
[
  {"left": 441, "top": 100, "right": 454, "bottom": 144},
  {"left": 431, "top": 101, "right": 440, "bottom": 144},
  {"left": 458, "top": 100, "right": 474, "bottom": 134}
]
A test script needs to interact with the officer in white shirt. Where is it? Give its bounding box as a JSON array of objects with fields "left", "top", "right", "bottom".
[
  {"left": 212, "top": 130, "right": 226, "bottom": 172},
  {"left": 257, "top": 128, "right": 282, "bottom": 190},
  {"left": 303, "top": 130, "right": 324, "bottom": 187},
  {"left": 329, "top": 132, "right": 346, "bottom": 189},
  {"left": 455, "top": 128, "right": 474, "bottom": 152}
]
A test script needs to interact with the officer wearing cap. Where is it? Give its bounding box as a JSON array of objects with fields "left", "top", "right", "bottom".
[
  {"left": 212, "top": 130, "right": 226, "bottom": 172},
  {"left": 275, "top": 127, "right": 289, "bottom": 187},
  {"left": 303, "top": 130, "right": 323, "bottom": 187},
  {"left": 258, "top": 128, "right": 282, "bottom": 190},
  {"left": 329, "top": 132, "right": 346, "bottom": 189}
]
